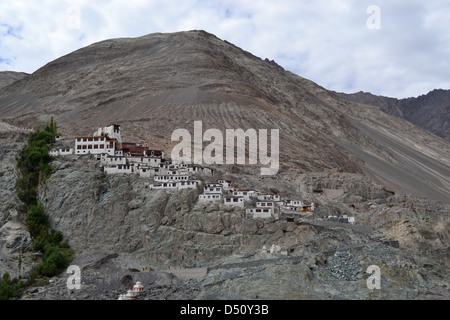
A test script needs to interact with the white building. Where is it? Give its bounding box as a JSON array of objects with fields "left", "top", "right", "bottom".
[
  {"left": 199, "top": 194, "right": 222, "bottom": 202},
  {"left": 154, "top": 175, "right": 189, "bottom": 182},
  {"left": 187, "top": 166, "right": 214, "bottom": 176},
  {"left": 204, "top": 184, "right": 223, "bottom": 194},
  {"left": 285, "top": 200, "right": 303, "bottom": 207},
  {"left": 139, "top": 167, "right": 157, "bottom": 178},
  {"left": 49, "top": 148, "right": 73, "bottom": 157},
  {"left": 281, "top": 206, "right": 302, "bottom": 214},
  {"left": 223, "top": 197, "right": 244, "bottom": 207},
  {"left": 93, "top": 124, "right": 122, "bottom": 147},
  {"left": 149, "top": 181, "right": 198, "bottom": 191},
  {"left": 127, "top": 156, "right": 162, "bottom": 167},
  {"left": 256, "top": 201, "right": 274, "bottom": 209},
  {"left": 246, "top": 208, "right": 272, "bottom": 219},
  {"left": 232, "top": 190, "right": 254, "bottom": 201},
  {"left": 100, "top": 155, "right": 127, "bottom": 166},
  {"left": 75, "top": 136, "right": 118, "bottom": 156},
  {"left": 104, "top": 164, "right": 133, "bottom": 175},
  {"left": 217, "top": 179, "right": 232, "bottom": 190},
  {"left": 176, "top": 181, "right": 198, "bottom": 189}
]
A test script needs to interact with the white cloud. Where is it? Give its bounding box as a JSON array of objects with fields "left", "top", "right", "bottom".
[{"left": 0, "top": 0, "right": 449, "bottom": 98}]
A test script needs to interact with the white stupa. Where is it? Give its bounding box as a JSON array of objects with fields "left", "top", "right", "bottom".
[
  {"left": 125, "top": 289, "right": 135, "bottom": 300},
  {"left": 133, "top": 281, "right": 144, "bottom": 294}
]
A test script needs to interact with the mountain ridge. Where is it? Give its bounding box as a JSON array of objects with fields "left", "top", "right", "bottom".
[
  {"left": 0, "top": 30, "right": 449, "bottom": 203},
  {"left": 336, "top": 88, "right": 450, "bottom": 141}
]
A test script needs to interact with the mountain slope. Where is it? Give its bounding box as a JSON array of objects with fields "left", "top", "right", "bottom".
[
  {"left": 336, "top": 89, "right": 450, "bottom": 141},
  {"left": 0, "top": 30, "right": 449, "bottom": 203},
  {"left": 0, "top": 71, "right": 28, "bottom": 89},
  {"left": 1, "top": 30, "right": 449, "bottom": 300}
]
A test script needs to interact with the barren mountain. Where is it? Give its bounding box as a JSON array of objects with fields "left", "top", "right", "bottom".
[
  {"left": 336, "top": 89, "right": 450, "bottom": 142},
  {"left": 0, "top": 71, "right": 28, "bottom": 89},
  {"left": 0, "top": 30, "right": 449, "bottom": 203},
  {"left": 0, "top": 30, "right": 449, "bottom": 300}
]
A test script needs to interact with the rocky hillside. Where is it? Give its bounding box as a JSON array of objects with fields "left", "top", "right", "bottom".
[
  {"left": 0, "top": 71, "right": 28, "bottom": 89},
  {"left": 0, "top": 30, "right": 449, "bottom": 204},
  {"left": 336, "top": 89, "right": 450, "bottom": 141},
  {"left": 18, "top": 152, "right": 450, "bottom": 300}
]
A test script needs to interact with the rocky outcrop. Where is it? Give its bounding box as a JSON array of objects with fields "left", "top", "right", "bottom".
[
  {"left": 18, "top": 153, "right": 446, "bottom": 299},
  {"left": 0, "top": 126, "right": 36, "bottom": 279}
]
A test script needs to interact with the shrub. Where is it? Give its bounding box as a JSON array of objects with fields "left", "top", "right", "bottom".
[
  {"left": 25, "top": 204, "right": 48, "bottom": 239},
  {"left": 0, "top": 273, "right": 23, "bottom": 300}
]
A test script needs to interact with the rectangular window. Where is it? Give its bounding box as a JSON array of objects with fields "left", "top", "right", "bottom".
[
  {"left": 94, "top": 145, "right": 98, "bottom": 149},
  {"left": 88, "top": 145, "right": 92, "bottom": 149},
  {"left": 77, "top": 146, "right": 81, "bottom": 150},
  {"left": 100, "top": 144, "right": 104, "bottom": 149}
]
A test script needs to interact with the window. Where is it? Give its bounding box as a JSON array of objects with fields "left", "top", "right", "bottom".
[
  {"left": 100, "top": 144, "right": 104, "bottom": 149},
  {"left": 94, "top": 145, "right": 98, "bottom": 149},
  {"left": 82, "top": 145, "right": 87, "bottom": 149},
  {"left": 88, "top": 145, "right": 92, "bottom": 149},
  {"left": 77, "top": 145, "right": 81, "bottom": 150}
]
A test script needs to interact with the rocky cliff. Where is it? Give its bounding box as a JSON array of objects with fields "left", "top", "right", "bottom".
[{"left": 18, "top": 150, "right": 447, "bottom": 299}]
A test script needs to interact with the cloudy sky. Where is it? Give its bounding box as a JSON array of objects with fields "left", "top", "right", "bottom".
[{"left": 0, "top": 0, "right": 449, "bottom": 98}]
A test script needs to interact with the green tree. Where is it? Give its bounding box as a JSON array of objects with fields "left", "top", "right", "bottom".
[
  {"left": 45, "top": 117, "right": 57, "bottom": 142},
  {"left": 25, "top": 204, "right": 48, "bottom": 239}
]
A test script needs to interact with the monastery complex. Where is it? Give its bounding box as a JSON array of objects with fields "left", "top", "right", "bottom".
[{"left": 50, "top": 124, "right": 354, "bottom": 223}]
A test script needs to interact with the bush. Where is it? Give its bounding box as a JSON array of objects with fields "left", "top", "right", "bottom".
[
  {"left": 26, "top": 204, "right": 48, "bottom": 239},
  {"left": 48, "top": 230, "right": 63, "bottom": 244},
  {"left": 31, "top": 235, "right": 47, "bottom": 252},
  {"left": 38, "top": 262, "right": 57, "bottom": 277},
  {"left": 14, "top": 119, "right": 74, "bottom": 284},
  {"left": 0, "top": 273, "right": 23, "bottom": 300},
  {"left": 34, "top": 244, "right": 74, "bottom": 278}
]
